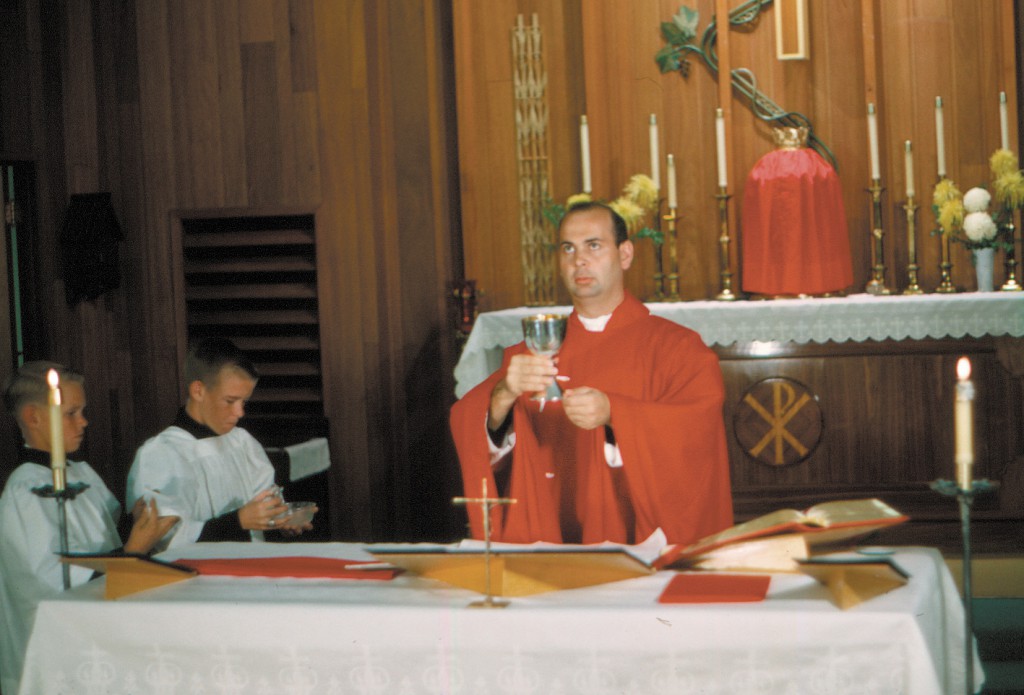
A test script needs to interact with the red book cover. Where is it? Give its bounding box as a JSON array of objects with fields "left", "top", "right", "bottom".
[
  {"left": 176, "top": 556, "right": 397, "bottom": 580},
  {"left": 658, "top": 573, "right": 771, "bottom": 604}
]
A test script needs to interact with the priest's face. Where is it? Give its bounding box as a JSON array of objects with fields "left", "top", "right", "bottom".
[
  {"left": 188, "top": 367, "right": 257, "bottom": 436},
  {"left": 558, "top": 207, "right": 634, "bottom": 316}
]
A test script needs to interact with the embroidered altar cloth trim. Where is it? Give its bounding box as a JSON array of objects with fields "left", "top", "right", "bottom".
[{"left": 455, "top": 293, "right": 1022, "bottom": 398}]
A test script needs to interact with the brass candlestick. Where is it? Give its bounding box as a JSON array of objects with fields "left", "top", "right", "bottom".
[
  {"left": 902, "top": 196, "right": 923, "bottom": 294},
  {"left": 662, "top": 207, "right": 681, "bottom": 301},
  {"left": 1000, "top": 210, "right": 1022, "bottom": 291},
  {"left": 714, "top": 188, "right": 737, "bottom": 301},
  {"left": 865, "top": 180, "right": 892, "bottom": 295},
  {"left": 935, "top": 174, "right": 959, "bottom": 293},
  {"left": 935, "top": 228, "right": 957, "bottom": 294},
  {"left": 650, "top": 197, "right": 667, "bottom": 301}
]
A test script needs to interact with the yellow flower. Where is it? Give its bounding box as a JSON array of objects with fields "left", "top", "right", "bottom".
[
  {"left": 566, "top": 193, "right": 592, "bottom": 208},
  {"left": 990, "top": 149, "right": 1019, "bottom": 178},
  {"left": 622, "top": 174, "right": 659, "bottom": 211},
  {"left": 609, "top": 197, "right": 646, "bottom": 230},
  {"left": 932, "top": 178, "right": 961, "bottom": 208},
  {"left": 937, "top": 199, "right": 964, "bottom": 235},
  {"left": 994, "top": 170, "right": 1024, "bottom": 210}
]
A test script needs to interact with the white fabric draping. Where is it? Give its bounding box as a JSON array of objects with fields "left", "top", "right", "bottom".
[
  {"left": 18, "top": 542, "right": 983, "bottom": 695},
  {"left": 455, "top": 293, "right": 1023, "bottom": 397}
]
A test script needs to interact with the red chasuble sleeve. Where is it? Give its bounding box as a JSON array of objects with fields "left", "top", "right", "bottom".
[{"left": 450, "top": 294, "right": 733, "bottom": 547}]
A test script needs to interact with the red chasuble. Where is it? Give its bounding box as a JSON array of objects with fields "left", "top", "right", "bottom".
[
  {"left": 741, "top": 146, "right": 854, "bottom": 296},
  {"left": 450, "top": 293, "right": 733, "bottom": 546}
]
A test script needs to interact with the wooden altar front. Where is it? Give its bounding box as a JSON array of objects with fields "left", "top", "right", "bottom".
[{"left": 454, "top": 294, "right": 1024, "bottom": 554}]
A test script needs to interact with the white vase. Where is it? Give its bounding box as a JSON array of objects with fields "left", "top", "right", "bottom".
[{"left": 973, "top": 247, "right": 995, "bottom": 292}]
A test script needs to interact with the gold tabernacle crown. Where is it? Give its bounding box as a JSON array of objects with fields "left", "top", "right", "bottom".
[{"left": 772, "top": 126, "right": 809, "bottom": 150}]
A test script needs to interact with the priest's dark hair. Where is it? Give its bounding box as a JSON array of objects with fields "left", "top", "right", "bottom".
[
  {"left": 3, "top": 362, "right": 85, "bottom": 426},
  {"left": 560, "top": 200, "right": 629, "bottom": 246},
  {"left": 184, "top": 338, "right": 259, "bottom": 387}
]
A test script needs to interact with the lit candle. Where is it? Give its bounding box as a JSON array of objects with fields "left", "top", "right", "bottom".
[
  {"left": 47, "top": 369, "right": 65, "bottom": 492},
  {"left": 867, "top": 103, "right": 881, "bottom": 181},
  {"left": 580, "top": 115, "right": 592, "bottom": 194},
  {"left": 904, "top": 140, "right": 915, "bottom": 198},
  {"left": 935, "top": 97, "right": 946, "bottom": 179},
  {"left": 715, "top": 108, "right": 727, "bottom": 189},
  {"left": 666, "top": 153, "right": 678, "bottom": 209},
  {"left": 649, "top": 114, "right": 660, "bottom": 191},
  {"left": 999, "top": 92, "right": 1009, "bottom": 151},
  {"left": 955, "top": 357, "right": 975, "bottom": 490}
]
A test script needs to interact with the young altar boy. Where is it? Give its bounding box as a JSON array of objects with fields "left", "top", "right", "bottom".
[{"left": 0, "top": 362, "right": 176, "bottom": 695}]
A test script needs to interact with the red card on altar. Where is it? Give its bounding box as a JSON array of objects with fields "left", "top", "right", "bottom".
[
  {"left": 658, "top": 573, "right": 771, "bottom": 604},
  {"left": 175, "top": 556, "right": 397, "bottom": 580}
]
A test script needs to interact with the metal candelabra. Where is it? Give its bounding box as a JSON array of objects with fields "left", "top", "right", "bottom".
[
  {"left": 865, "top": 180, "right": 892, "bottom": 295},
  {"left": 1000, "top": 212, "right": 1022, "bottom": 291},
  {"left": 662, "top": 208, "right": 681, "bottom": 301},
  {"left": 902, "top": 196, "right": 923, "bottom": 294},
  {"left": 31, "top": 481, "right": 91, "bottom": 589},
  {"left": 714, "top": 188, "right": 737, "bottom": 301}
]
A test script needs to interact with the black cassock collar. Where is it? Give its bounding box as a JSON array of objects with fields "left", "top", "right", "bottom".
[{"left": 173, "top": 407, "right": 220, "bottom": 440}]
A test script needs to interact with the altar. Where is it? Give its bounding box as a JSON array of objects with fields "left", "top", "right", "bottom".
[
  {"left": 18, "top": 542, "right": 983, "bottom": 694},
  {"left": 454, "top": 293, "right": 1024, "bottom": 551}
]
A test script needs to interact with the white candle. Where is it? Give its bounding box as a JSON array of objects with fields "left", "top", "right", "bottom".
[
  {"left": 935, "top": 97, "right": 946, "bottom": 179},
  {"left": 999, "top": 92, "right": 1009, "bottom": 151},
  {"left": 715, "top": 108, "right": 727, "bottom": 189},
  {"left": 666, "top": 153, "right": 678, "bottom": 209},
  {"left": 649, "top": 114, "right": 660, "bottom": 191},
  {"left": 47, "top": 369, "right": 65, "bottom": 491},
  {"left": 867, "top": 103, "right": 881, "bottom": 181},
  {"left": 580, "top": 115, "right": 592, "bottom": 193},
  {"left": 904, "top": 140, "right": 915, "bottom": 198},
  {"left": 955, "top": 357, "right": 975, "bottom": 490}
]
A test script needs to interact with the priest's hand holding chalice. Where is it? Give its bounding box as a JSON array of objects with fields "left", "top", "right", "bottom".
[{"left": 520, "top": 314, "right": 568, "bottom": 411}]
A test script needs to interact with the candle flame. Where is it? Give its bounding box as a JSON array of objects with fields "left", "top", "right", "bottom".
[
  {"left": 46, "top": 369, "right": 59, "bottom": 389},
  {"left": 956, "top": 357, "right": 971, "bottom": 381}
]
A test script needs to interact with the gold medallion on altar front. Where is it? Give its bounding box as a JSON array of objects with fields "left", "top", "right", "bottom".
[{"left": 734, "top": 377, "right": 823, "bottom": 466}]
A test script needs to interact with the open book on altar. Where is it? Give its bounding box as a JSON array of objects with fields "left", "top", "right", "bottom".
[
  {"left": 654, "top": 498, "right": 909, "bottom": 570},
  {"left": 367, "top": 533, "right": 665, "bottom": 597}
]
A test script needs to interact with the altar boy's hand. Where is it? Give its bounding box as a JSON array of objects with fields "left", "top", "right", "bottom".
[
  {"left": 124, "top": 498, "right": 179, "bottom": 555},
  {"left": 237, "top": 487, "right": 289, "bottom": 531}
]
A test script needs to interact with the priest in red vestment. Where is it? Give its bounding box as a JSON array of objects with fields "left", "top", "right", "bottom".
[{"left": 450, "top": 202, "right": 733, "bottom": 546}]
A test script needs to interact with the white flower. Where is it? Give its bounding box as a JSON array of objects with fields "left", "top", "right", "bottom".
[
  {"left": 963, "top": 187, "right": 991, "bottom": 213},
  {"left": 963, "top": 211, "right": 997, "bottom": 242}
]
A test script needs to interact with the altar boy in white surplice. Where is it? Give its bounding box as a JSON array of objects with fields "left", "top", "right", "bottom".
[
  {"left": 0, "top": 362, "right": 175, "bottom": 695},
  {"left": 128, "top": 338, "right": 314, "bottom": 551}
]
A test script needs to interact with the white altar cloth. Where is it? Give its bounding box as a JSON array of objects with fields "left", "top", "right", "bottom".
[
  {"left": 455, "top": 293, "right": 1023, "bottom": 397},
  {"left": 18, "top": 543, "right": 982, "bottom": 694}
]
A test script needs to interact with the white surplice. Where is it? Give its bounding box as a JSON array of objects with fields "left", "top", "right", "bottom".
[
  {"left": 127, "top": 425, "right": 275, "bottom": 549},
  {"left": 0, "top": 457, "right": 122, "bottom": 695}
]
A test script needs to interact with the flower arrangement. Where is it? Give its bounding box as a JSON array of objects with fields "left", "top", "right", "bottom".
[
  {"left": 933, "top": 149, "right": 1024, "bottom": 252},
  {"left": 542, "top": 174, "right": 663, "bottom": 243}
]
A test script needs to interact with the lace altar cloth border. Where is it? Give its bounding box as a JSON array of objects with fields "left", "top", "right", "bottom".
[
  {"left": 455, "top": 293, "right": 1023, "bottom": 397},
  {"left": 17, "top": 543, "right": 981, "bottom": 695}
]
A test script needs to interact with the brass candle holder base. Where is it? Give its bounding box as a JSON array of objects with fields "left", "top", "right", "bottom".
[
  {"left": 865, "top": 181, "right": 892, "bottom": 295},
  {"left": 1000, "top": 219, "right": 1022, "bottom": 291},
  {"left": 714, "top": 189, "right": 738, "bottom": 301},
  {"left": 663, "top": 209, "right": 681, "bottom": 302},
  {"left": 902, "top": 198, "right": 924, "bottom": 295}
]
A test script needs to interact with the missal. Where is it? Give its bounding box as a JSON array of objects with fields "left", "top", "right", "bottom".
[{"left": 654, "top": 498, "right": 908, "bottom": 570}]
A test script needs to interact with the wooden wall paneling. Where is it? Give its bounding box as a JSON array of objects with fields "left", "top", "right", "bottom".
[
  {"left": 815, "top": 0, "right": 869, "bottom": 292},
  {"left": 452, "top": 0, "right": 520, "bottom": 311},
  {"left": 213, "top": 0, "right": 248, "bottom": 207},
  {"left": 271, "top": 1, "right": 299, "bottom": 205},
  {"left": 312, "top": 0, "right": 378, "bottom": 539},
  {"left": 242, "top": 42, "right": 283, "bottom": 206},
  {"left": 133, "top": 0, "right": 188, "bottom": 440}
]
